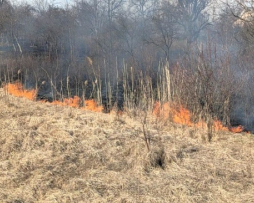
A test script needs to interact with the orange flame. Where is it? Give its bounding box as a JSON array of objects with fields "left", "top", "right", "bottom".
[
  {"left": 152, "top": 102, "right": 161, "bottom": 117},
  {"left": 4, "top": 82, "right": 103, "bottom": 112},
  {"left": 4, "top": 82, "right": 243, "bottom": 131},
  {"left": 153, "top": 102, "right": 171, "bottom": 120},
  {"left": 51, "top": 97, "right": 103, "bottom": 112},
  {"left": 82, "top": 99, "right": 103, "bottom": 112},
  {"left": 153, "top": 101, "right": 244, "bottom": 133},
  {"left": 173, "top": 106, "right": 192, "bottom": 126},
  {"left": 213, "top": 120, "right": 228, "bottom": 131},
  {"left": 51, "top": 96, "right": 81, "bottom": 108},
  {"left": 4, "top": 82, "right": 37, "bottom": 101},
  {"left": 230, "top": 125, "right": 244, "bottom": 133},
  {"left": 50, "top": 96, "right": 103, "bottom": 112}
]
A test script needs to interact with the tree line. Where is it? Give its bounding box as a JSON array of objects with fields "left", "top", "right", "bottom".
[{"left": 1, "top": 0, "right": 254, "bottom": 132}]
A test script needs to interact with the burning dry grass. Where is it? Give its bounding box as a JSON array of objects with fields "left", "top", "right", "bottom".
[
  {"left": 4, "top": 82, "right": 37, "bottom": 101},
  {"left": 5, "top": 82, "right": 103, "bottom": 112},
  {"left": 153, "top": 102, "right": 245, "bottom": 133},
  {"left": 0, "top": 89, "right": 254, "bottom": 202}
]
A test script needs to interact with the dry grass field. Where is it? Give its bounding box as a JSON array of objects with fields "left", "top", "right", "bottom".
[{"left": 0, "top": 89, "right": 254, "bottom": 203}]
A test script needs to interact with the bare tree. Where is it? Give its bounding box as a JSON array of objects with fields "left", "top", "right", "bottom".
[
  {"left": 148, "top": 1, "right": 176, "bottom": 58},
  {"left": 174, "top": 0, "right": 211, "bottom": 46}
]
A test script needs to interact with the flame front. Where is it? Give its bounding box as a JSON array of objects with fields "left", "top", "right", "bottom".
[
  {"left": 153, "top": 102, "right": 171, "bottom": 120},
  {"left": 153, "top": 101, "right": 244, "bottom": 133},
  {"left": 4, "top": 82, "right": 103, "bottom": 112},
  {"left": 51, "top": 97, "right": 103, "bottom": 112},
  {"left": 82, "top": 99, "right": 103, "bottom": 112},
  {"left": 213, "top": 120, "right": 228, "bottom": 131},
  {"left": 230, "top": 125, "right": 244, "bottom": 133},
  {"left": 5, "top": 82, "right": 37, "bottom": 101},
  {"left": 51, "top": 96, "right": 81, "bottom": 108},
  {"left": 3, "top": 82, "right": 245, "bottom": 132},
  {"left": 173, "top": 106, "right": 192, "bottom": 126}
]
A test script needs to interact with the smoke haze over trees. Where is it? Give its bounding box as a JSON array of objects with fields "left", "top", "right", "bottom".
[{"left": 1, "top": 0, "right": 254, "bottom": 132}]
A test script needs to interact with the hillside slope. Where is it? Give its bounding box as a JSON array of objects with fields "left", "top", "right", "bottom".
[{"left": 0, "top": 89, "right": 254, "bottom": 203}]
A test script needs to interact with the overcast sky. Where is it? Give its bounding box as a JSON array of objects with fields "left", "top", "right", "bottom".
[
  {"left": 13, "top": 0, "right": 228, "bottom": 7},
  {"left": 12, "top": 0, "right": 235, "bottom": 11},
  {"left": 13, "top": 0, "right": 74, "bottom": 7}
]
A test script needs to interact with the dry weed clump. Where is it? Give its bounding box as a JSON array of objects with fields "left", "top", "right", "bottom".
[{"left": 0, "top": 89, "right": 254, "bottom": 202}]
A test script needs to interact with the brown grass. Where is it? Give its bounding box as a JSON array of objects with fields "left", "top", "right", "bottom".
[{"left": 0, "top": 89, "right": 254, "bottom": 203}]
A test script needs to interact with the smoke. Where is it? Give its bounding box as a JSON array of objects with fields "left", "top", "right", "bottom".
[
  {"left": 1, "top": 0, "right": 254, "bottom": 132},
  {"left": 230, "top": 70, "right": 254, "bottom": 132}
]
